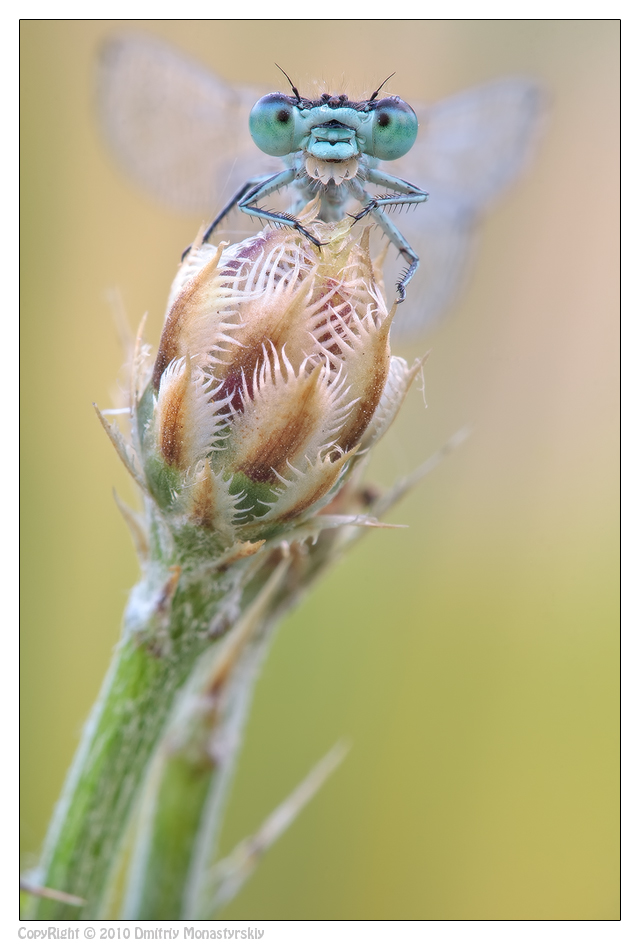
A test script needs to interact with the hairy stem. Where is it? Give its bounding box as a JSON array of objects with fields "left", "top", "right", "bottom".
[
  {"left": 123, "top": 562, "right": 288, "bottom": 919},
  {"left": 29, "top": 558, "right": 248, "bottom": 920}
]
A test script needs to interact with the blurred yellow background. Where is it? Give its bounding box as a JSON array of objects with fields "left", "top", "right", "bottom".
[{"left": 20, "top": 20, "right": 619, "bottom": 919}]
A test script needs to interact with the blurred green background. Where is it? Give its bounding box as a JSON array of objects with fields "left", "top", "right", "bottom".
[{"left": 21, "top": 20, "right": 619, "bottom": 919}]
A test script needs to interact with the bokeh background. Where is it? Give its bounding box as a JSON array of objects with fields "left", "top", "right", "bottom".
[{"left": 21, "top": 20, "right": 619, "bottom": 919}]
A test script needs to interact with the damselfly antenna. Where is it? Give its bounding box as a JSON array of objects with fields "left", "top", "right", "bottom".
[
  {"left": 275, "top": 63, "right": 302, "bottom": 103},
  {"left": 368, "top": 72, "right": 396, "bottom": 104}
]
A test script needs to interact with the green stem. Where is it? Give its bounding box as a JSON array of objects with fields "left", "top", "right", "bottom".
[
  {"left": 122, "top": 746, "right": 214, "bottom": 919},
  {"left": 122, "top": 561, "right": 289, "bottom": 919},
  {"left": 29, "top": 558, "right": 244, "bottom": 920},
  {"left": 121, "top": 529, "right": 353, "bottom": 920},
  {"left": 184, "top": 625, "right": 276, "bottom": 919}
]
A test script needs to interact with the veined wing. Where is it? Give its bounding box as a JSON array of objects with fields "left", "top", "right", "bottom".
[
  {"left": 96, "top": 33, "right": 281, "bottom": 218},
  {"left": 386, "top": 77, "right": 545, "bottom": 336}
]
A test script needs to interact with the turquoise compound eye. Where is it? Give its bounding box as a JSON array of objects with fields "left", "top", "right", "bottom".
[
  {"left": 370, "top": 96, "right": 418, "bottom": 161},
  {"left": 249, "top": 93, "right": 297, "bottom": 157}
]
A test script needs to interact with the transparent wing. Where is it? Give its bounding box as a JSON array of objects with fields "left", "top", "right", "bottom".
[
  {"left": 397, "top": 77, "right": 544, "bottom": 208},
  {"left": 96, "top": 33, "right": 282, "bottom": 218},
  {"left": 385, "top": 77, "right": 545, "bottom": 337}
]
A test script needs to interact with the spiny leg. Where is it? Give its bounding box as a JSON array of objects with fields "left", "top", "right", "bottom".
[
  {"left": 181, "top": 175, "right": 273, "bottom": 261},
  {"left": 370, "top": 206, "right": 420, "bottom": 302},
  {"left": 349, "top": 172, "right": 427, "bottom": 301},
  {"left": 238, "top": 169, "right": 325, "bottom": 247}
]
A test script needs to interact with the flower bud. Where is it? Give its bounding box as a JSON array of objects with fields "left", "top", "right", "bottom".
[{"left": 134, "top": 207, "right": 411, "bottom": 549}]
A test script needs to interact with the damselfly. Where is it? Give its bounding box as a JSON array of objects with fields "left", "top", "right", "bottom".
[{"left": 97, "top": 34, "right": 543, "bottom": 335}]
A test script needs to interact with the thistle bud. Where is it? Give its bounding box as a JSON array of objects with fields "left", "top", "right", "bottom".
[{"left": 131, "top": 208, "right": 415, "bottom": 553}]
